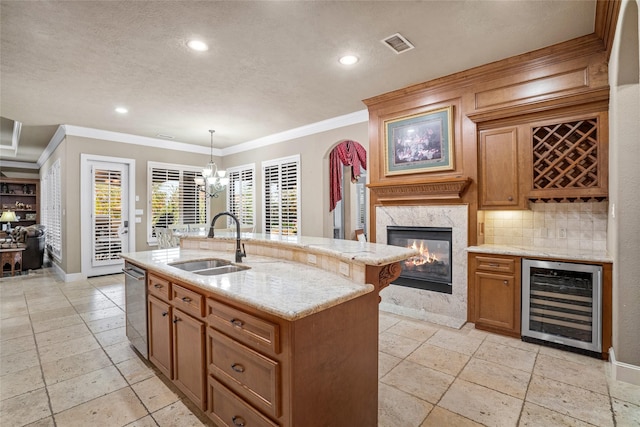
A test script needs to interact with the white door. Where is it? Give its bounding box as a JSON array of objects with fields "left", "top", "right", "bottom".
[{"left": 81, "top": 155, "right": 135, "bottom": 277}]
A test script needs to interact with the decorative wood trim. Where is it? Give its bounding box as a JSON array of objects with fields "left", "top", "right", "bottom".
[
  {"left": 595, "top": 0, "right": 622, "bottom": 60},
  {"left": 467, "top": 88, "right": 610, "bottom": 124},
  {"left": 365, "top": 262, "right": 402, "bottom": 299},
  {"left": 367, "top": 177, "right": 471, "bottom": 203},
  {"left": 362, "top": 35, "right": 605, "bottom": 109}
]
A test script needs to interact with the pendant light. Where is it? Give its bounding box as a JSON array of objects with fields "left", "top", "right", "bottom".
[{"left": 194, "top": 130, "right": 228, "bottom": 198}]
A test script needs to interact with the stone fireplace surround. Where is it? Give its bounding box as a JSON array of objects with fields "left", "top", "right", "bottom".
[{"left": 376, "top": 205, "right": 468, "bottom": 328}]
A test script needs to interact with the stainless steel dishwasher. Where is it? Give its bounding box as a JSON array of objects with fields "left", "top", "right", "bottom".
[{"left": 123, "top": 261, "right": 148, "bottom": 358}]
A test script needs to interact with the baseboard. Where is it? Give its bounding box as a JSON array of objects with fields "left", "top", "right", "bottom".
[
  {"left": 609, "top": 347, "right": 640, "bottom": 386},
  {"left": 50, "top": 262, "right": 85, "bottom": 282},
  {"left": 379, "top": 302, "right": 466, "bottom": 329}
]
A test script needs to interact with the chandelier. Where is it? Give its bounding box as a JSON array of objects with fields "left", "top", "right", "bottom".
[{"left": 194, "top": 129, "right": 228, "bottom": 198}]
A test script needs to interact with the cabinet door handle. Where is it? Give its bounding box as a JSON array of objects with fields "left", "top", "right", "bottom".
[
  {"left": 231, "top": 363, "right": 245, "bottom": 373},
  {"left": 162, "top": 312, "right": 168, "bottom": 317},
  {"left": 503, "top": 280, "right": 509, "bottom": 285},
  {"left": 181, "top": 297, "right": 192, "bottom": 303},
  {"left": 173, "top": 316, "right": 180, "bottom": 324},
  {"left": 508, "top": 196, "right": 513, "bottom": 201},
  {"left": 232, "top": 416, "right": 246, "bottom": 427},
  {"left": 154, "top": 284, "right": 163, "bottom": 289},
  {"left": 230, "top": 318, "right": 244, "bottom": 327}
]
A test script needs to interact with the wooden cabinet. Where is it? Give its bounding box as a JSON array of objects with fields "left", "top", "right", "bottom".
[
  {"left": 143, "top": 269, "right": 379, "bottom": 426},
  {"left": 173, "top": 307, "right": 206, "bottom": 409},
  {"left": 478, "top": 126, "right": 527, "bottom": 209},
  {"left": 206, "top": 299, "right": 282, "bottom": 424},
  {"left": 0, "top": 178, "right": 39, "bottom": 228},
  {"left": 148, "top": 295, "right": 172, "bottom": 378},
  {"left": 146, "top": 273, "right": 206, "bottom": 410},
  {"left": 469, "top": 253, "right": 521, "bottom": 337}
]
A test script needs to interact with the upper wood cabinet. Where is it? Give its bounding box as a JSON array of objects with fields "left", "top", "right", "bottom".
[
  {"left": 478, "top": 111, "right": 608, "bottom": 209},
  {"left": 478, "top": 126, "right": 527, "bottom": 209},
  {"left": 527, "top": 112, "right": 608, "bottom": 201}
]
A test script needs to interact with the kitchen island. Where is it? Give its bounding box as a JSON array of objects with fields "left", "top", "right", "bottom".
[{"left": 121, "top": 233, "right": 416, "bottom": 426}]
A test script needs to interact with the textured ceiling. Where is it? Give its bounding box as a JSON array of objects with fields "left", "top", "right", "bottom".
[{"left": 0, "top": 0, "right": 596, "bottom": 165}]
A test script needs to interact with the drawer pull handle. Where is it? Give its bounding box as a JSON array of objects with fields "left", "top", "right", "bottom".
[
  {"left": 181, "top": 297, "right": 192, "bottom": 303},
  {"left": 232, "top": 416, "right": 246, "bottom": 427},
  {"left": 154, "top": 284, "right": 163, "bottom": 289},
  {"left": 230, "top": 318, "right": 244, "bottom": 327},
  {"left": 162, "top": 312, "right": 168, "bottom": 317},
  {"left": 503, "top": 280, "right": 509, "bottom": 285},
  {"left": 508, "top": 196, "right": 513, "bottom": 201},
  {"left": 231, "top": 363, "right": 245, "bottom": 373},
  {"left": 489, "top": 263, "right": 500, "bottom": 267}
]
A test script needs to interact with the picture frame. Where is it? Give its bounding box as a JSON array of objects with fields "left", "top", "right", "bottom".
[{"left": 384, "top": 105, "right": 454, "bottom": 176}]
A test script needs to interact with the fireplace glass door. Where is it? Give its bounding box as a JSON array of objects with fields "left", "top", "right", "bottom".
[{"left": 387, "top": 226, "right": 452, "bottom": 294}]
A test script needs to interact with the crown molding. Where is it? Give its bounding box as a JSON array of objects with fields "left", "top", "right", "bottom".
[
  {"left": 35, "top": 110, "right": 369, "bottom": 167},
  {"left": 221, "top": 109, "right": 369, "bottom": 156}
]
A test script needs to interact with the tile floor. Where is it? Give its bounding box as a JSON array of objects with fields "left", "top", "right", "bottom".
[{"left": 1, "top": 268, "right": 639, "bottom": 427}]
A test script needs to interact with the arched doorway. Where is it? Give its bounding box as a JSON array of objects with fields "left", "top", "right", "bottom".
[{"left": 328, "top": 140, "right": 367, "bottom": 240}]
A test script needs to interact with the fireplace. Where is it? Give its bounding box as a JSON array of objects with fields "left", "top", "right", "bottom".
[{"left": 387, "top": 226, "right": 453, "bottom": 294}]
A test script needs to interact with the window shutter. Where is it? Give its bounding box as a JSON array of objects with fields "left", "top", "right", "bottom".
[
  {"left": 92, "top": 167, "right": 123, "bottom": 264},
  {"left": 226, "top": 164, "right": 255, "bottom": 228},
  {"left": 262, "top": 155, "right": 300, "bottom": 236},
  {"left": 148, "top": 162, "right": 208, "bottom": 244},
  {"left": 43, "top": 160, "right": 62, "bottom": 260}
]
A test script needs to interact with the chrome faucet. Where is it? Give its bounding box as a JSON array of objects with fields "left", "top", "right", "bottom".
[{"left": 208, "top": 211, "right": 247, "bottom": 263}]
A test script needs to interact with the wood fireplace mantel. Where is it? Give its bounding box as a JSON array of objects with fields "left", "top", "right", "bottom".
[{"left": 368, "top": 177, "right": 471, "bottom": 203}]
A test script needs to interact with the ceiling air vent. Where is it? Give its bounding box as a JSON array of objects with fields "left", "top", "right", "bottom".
[{"left": 381, "top": 33, "right": 415, "bottom": 54}]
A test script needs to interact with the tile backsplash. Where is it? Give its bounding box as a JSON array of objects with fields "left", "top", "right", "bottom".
[{"left": 480, "top": 201, "right": 608, "bottom": 251}]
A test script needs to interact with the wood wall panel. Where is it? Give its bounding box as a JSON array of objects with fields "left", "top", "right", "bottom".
[
  {"left": 475, "top": 68, "right": 588, "bottom": 110},
  {"left": 363, "top": 25, "right": 617, "bottom": 245}
]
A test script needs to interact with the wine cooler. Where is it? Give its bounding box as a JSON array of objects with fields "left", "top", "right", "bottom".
[{"left": 522, "top": 259, "right": 602, "bottom": 354}]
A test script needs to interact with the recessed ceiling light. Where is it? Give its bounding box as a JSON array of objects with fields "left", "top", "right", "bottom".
[
  {"left": 339, "top": 55, "right": 359, "bottom": 65},
  {"left": 187, "top": 40, "right": 209, "bottom": 52},
  {"left": 115, "top": 107, "right": 128, "bottom": 114},
  {"left": 156, "top": 134, "right": 175, "bottom": 140}
]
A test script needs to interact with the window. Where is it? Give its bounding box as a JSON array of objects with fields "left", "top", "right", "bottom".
[
  {"left": 262, "top": 155, "right": 300, "bottom": 236},
  {"left": 226, "top": 164, "right": 255, "bottom": 228},
  {"left": 42, "top": 159, "right": 62, "bottom": 260},
  {"left": 148, "top": 162, "right": 208, "bottom": 244}
]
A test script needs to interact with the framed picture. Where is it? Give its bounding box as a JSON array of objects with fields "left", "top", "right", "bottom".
[{"left": 384, "top": 106, "right": 454, "bottom": 176}]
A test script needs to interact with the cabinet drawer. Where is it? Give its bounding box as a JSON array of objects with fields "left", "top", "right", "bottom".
[
  {"left": 475, "top": 256, "right": 515, "bottom": 274},
  {"left": 172, "top": 284, "right": 204, "bottom": 318},
  {"left": 208, "top": 328, "right": 281, "bottom": 418},
  {"left": 208, "top": 376, "right": 279, "bottom": 427},
  {"left": 208, "top": 299, "right": 280, "bottom": 354},
  {"left": 148, "top": 274, "right": 171, "bottom": 302}
]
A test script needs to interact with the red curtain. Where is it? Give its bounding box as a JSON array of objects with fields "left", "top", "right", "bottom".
[{"left": 329, "top": 140, "right": 366, "bottom": 212}]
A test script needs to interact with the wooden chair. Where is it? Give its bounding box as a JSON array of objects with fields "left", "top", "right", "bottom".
[
  {"left": 354, "top": 229, "right": 366, "bottom": 242},
  {"left": 155, "top": 227, "right": 179, "bottom": 249}
]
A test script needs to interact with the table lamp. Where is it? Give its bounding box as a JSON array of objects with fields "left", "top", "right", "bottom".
[{"left": 1, "top": 210, "right": 17, "bottom": 232}]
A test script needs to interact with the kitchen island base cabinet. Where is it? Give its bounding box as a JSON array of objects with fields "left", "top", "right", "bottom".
[
  {"left": 173, "top": 307, "right": 206, "bottom": 410},
  {"left": 206, "top": 287, "right": 380, "bottom": 427},
  {"left": 148, "top": 295, "right": 173, "bottom": 379}
]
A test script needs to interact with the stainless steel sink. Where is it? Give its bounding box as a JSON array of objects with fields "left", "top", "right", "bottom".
[
  {"left": 170, "top": 259, "right": 230, "bottom": 271},
  {"left": 191, "top": 265, "right": 250, "bottom": 276},
  {"left": 169, "top": 258, "right": 249, "bottom": 276}
]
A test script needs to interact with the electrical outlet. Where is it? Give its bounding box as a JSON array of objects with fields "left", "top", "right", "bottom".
[
  {"left": 339, "top": 262, "right": 350, "bottom": 276},
  {"left": 558, "top": 228, "right": 567, "bottom": 238}
]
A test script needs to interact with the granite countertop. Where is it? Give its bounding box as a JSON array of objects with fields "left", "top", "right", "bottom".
[
  {"left": 178, "top": 231, "right": 418, "bottom": 266},
  {"left": 121, "top": 248, "right": 376, "bottom": 321},
  {"left": 466, "top": 244, "right": 612, "bottom": 263}
]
